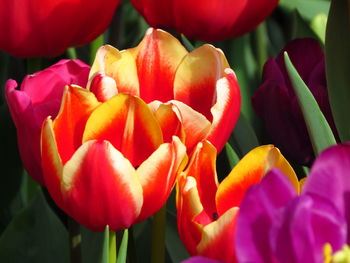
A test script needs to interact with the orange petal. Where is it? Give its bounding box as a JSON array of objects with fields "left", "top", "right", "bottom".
[
  {"left": 131, "top": 28, "right": 188, "bottom": 103},
  {"left": 153, "top": 103, "right": 186, "bottom": 143},
  {"left": 215, "top": 145, "right": 298, "bottom": 216},
  {"left": 82, "top": 94, "right": 163, "bottom": 167},
  {"left": 171, "top": 100, "right": 211, "bottom": 153},
  {"left": 90, "top": 45, "right": 140, "bottom": 96},
  {"left": 62, "top": 140, "right": 143, "bottom": 232},
  {"left": 184, "top": 141, "right": 218, "bottom": 223},
  {"left": 174, "top": 45, "right": 230, "bottom": 121},
  {"left": 197, "top": 207, "right": 239, "bottom": 263},
  {"left": 41, "top": 117, "right": 65, "bottom": 209},
  {"left": 136, "top": 136, "right": 187, "bottom": 222},
  {"left": 52, "top": 85, "right": 100, "bottom": 164},
  {"left": 88, "top": 72, "right": 118, "bottom": 102},
  {"left": 206, "top": 69, "right": 241, "bottom": 152},
  {"left": 176, "top": 175, "right": 204, "bottom": 256}
]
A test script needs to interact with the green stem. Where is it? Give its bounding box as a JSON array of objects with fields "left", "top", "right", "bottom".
[
  {"left": 67, "top": 217, "right": 82, "bottom": 263},
  {"left": 26, "top": 57, "right": 42, "bottom": 74},
  {"left": 151, "top": 205, "right": 167, "bottom": 263},
  {"left": 253, "top": 22, "right": 268, "bottom": 78},
  {"left": 67, "top": 47, "right": 78, "bottom": 60},
  {"left": 90, "top": 34, "right": 105, "bottom": 64},
  {"left": 109, "top": 230, "right": 117, "bottom": 263}
]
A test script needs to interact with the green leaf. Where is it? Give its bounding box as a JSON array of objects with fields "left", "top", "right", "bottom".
[
  {"left": 225, "top": 143, "right": 240, "bottom": 169},
  {"left": 165, "top": 211, "right": 189, "bottom": 263},
  {"left": 80, "top": 226, "right": 105, "bottom": 263},
  {"left": 230, "top": 113, "right": 260, "bottom": 157},
  {"left": 116, "top": 230, "right": 128, "bottom": 263},
  {"left": 284, "top": 52, "right": 336, "bottom": 155},
  {"left": 0, "top": 190, "right": 69, "bottom": 263},
  {"left": 100, "top": 226, "right": 110, "bottom": 263},
  {"left": 291, "top": 10, "right": 320, "bottom": 41},
  {"left": 180, "top": 34, "right": 195, "bottom": 51},
  {"left": 279, "top": 0, "right": 330, "bottom": 21},
  {"left": 311, "top": 13, "right": 328, "bottom": 43},
  {"left": 325, "top": 0, "right": 350, "bottom": 142}
]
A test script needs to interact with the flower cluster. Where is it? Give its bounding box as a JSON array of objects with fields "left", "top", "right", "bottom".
[{"left": 2, "top": 1, "right": 347, "bottom": 263}]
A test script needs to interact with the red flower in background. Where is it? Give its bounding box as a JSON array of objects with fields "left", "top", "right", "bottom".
[
  {"left": 0, "top": 0, "right": 120, "bottom": 57},
  {"left": 129, "top": 0, "right": 279, "bottom": 42}
]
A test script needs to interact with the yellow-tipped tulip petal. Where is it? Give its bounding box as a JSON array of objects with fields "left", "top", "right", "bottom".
[
  {"left": 130, "top": 28, "right": 188, "bottom": 103},
  {"left": 216, "top": 145, "right": 298, "bottom": 216},
  {"left": 53, "top": 85, "right": 100, "bottom": 164},
  {"left": 82, "top": 94, "right": 163, "bottom": 167},
  {"left": 90, "top": 45, "right": 140, "bottom": 96}
]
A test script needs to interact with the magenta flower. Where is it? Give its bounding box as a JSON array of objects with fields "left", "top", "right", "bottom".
[
  {"left": 182, "top": 256, "right": 224, "bottom": 263},
  {"left": 252, "top": 38, "right": 337, "bottom": 166},
  {"left": 235, "top": 143, "right": 350, "bottom": 263},
  {"left": 5, "top": 59, "right": 90, "bottom": 184}
]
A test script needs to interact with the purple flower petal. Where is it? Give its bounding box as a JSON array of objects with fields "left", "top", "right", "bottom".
[
  {"left": 235, "top": 169, "right": 297, "bottom": 263},
  {"left": 303, "top": 143, "right": 350, "bottom": 243},
  {"left": 270, "top": 195, "right": 346, "bottom": 263},
  {"left": 181, "top": 256, "right": 223, "bottom": 263}
]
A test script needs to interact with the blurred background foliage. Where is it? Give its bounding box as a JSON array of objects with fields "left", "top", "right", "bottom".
[{"left": 0, "top": 0, "right": 331, "bottom": 262}]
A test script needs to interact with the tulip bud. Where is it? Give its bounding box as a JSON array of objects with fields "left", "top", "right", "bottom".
[
  {"left": 5, "top": 60, "right": 90, "bottom": 184},
  {"left": 252, "top": 38, "right": 338, "bottom": 166}
]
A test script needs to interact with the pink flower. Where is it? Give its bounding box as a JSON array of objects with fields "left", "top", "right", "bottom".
[{"left": 5, "top": 59, "right": 90, "bottom": 184}]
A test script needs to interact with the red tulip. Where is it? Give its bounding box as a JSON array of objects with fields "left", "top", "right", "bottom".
[
  {"left": 176, "top": 141, "right": 299, "bottom": 263},
  {"left": 129, "top": 0, "right": 279, "bottom": 42},
  {"left": 5, "top": 59, "right": 90, "bottom": 184},
  {"left": 0, "top": 0, "right": 120, "bottom": 57},
  {"left": 41, "top": 86, "right": 187, "bottom": 231},
  {"left": 89, "top": 28, "right": 241, "bottom": 153}
]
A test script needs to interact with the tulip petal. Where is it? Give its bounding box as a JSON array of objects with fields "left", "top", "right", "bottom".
[
  {"left": 41, "top": 117, "right": 64, "bottom": 209},
  {"left": 197, "top": 207, "right": 239, "bottom": 263},
  {"left": 171, "top": 101, "right": 211, "bottom": 152},
  {"left": 88, "top": 72, "right": 118, "bottom": 102},
  {"left": 303, "top": 143, "right": 350, "bottom": 243},
  {"left": 136, "top": 137, "right": 187, "bottom": 222},
  {"left": 177, "top": 175, "right": 204, "bottom": 256},
  {"left": 131, "top": 28, "right": 188, "bottom": 103},
  {"left": 53, "top": 85, "right": 100, "bottom": 164},
  {"left": 62, "top": 140, "right": 143, "bottom": 232},
  {"left": 184, "top": 141, "right": 218, "bottom": 224},
  {"left": 205, "top": 69, "right": 241, "bottom": 152},
  {"left": 6, "top": 80, "right": 45, "bottom": 184},
  {"left": 153, "top": 103, "right": 185, "bottom": 143},
  {"left": 90, "top": 45, "right": 140, "bottom": 96},
  {"left": 82, "top": 94, "right": 163, "bottom": 167},
  {"left": 174, "top": 45, "right": 230, "bottom": 121},
  {"left": 21, "top": 59, "right": 90, "bottom": 107},
  {"left": 235, "top": 169, "right": 297, "bottom": 263},
  {"left": 216, "top": 145, "right": 298, "bottom": 216},
  {"left": 270, "top": 195, "right": 346, "bottom": 263},
  {"left": 182, "top": 256, "right": 223, "bottom": 263}
]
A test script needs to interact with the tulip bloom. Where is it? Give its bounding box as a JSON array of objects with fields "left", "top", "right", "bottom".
[
  {"left": 129, "top": 0, "right": 279, "bottom": 42},
  {"left": 176, "top": 141, "right": 299, "bottom": 262},
  {"left": 252, "top": 38, "right": 337, "bottom": 166},
  {"left": 41, "top": 85, "right": 187, "bottom": 231},
  {"left": 5, "top": 60, "right": 90, "bottom": 184},
  {"left": 89, "top": 28, "right": 240, "bottom": 153},
  {"left": 0, "top": 0, "right": 120, "bottom": 57},
  {"left": 236, "top": 143, "right": 350, "bottom": 263}
]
